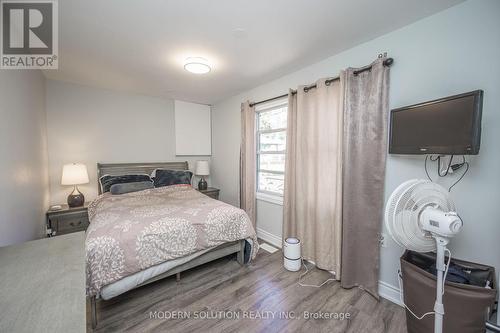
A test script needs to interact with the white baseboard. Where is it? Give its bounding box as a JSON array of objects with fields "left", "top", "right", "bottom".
[
  {"left": 255, "top": 228, "right": 403, "bottom": 308},
  {"left": 256, "top": 228, "right": 282, "bottom": 249},
  {"left": 378, "top": 280, "right": 403, "bottom": 307}
]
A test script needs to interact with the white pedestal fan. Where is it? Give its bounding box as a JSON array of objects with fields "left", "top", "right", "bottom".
[{"left": 385, "top": 179, "right": 463, "bottom": 333}]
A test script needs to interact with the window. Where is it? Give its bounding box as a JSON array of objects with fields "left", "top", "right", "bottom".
[{"left": 256, "top": 99, "right": 287, "bottom": 200}]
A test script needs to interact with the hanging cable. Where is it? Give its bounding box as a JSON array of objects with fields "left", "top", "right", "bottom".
[
  {"left": 397, "top": 248, "right": 453, "bottom": 320},
  {"left": 425, "top": 155, "right": 433, "bottom": 182},
  {"left": 298, "top": 259, "right": 336, "bottom": 288},
  {"left": 443, "top": 249, "right": 452, "bottom": 295},
  {"left": 425, "top": 155, "right": 469, "bottom": 192},
  {"left": 398, "top": 270, "right": 435, "bottom": 320},
  {"left": 448, "top": 159, "right": 469, "bottom": 192},
  {"left": 437, "top": 155, "right": 454, "bottom": 177}
]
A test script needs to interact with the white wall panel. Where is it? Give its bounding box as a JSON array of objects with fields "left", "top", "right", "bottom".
[{"left": 175, "top": 100, "right": 211, "bottom": 156}]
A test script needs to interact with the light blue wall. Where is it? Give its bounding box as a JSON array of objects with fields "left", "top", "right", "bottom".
[{"left": 212, "top": 0, "right": 500, "bottom": 290}]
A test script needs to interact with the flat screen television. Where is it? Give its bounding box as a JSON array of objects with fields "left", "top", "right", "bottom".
[{"left": 389, "top": 90, "right": 483, "bottom": 155}]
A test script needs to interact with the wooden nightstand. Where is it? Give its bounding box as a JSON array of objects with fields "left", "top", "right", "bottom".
[
  {"left": 46, "top": 203, "right": 89, "bottom": 237},
  {"left": 197, "top": 187, "right": 220, "bottom": 200}
]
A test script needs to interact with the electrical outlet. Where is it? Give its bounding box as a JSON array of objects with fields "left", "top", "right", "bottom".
[{"left": 380, "top": 233, "right": 388, "bottom": 248}]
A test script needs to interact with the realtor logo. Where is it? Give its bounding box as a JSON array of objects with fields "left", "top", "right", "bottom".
[{"left": 1, "top": 0, "right": 58, "bottom": 69}]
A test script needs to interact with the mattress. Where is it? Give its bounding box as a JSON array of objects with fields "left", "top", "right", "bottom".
[
  {"left": 101, "top": 247, "right": 212, "bottom": 300},
  {"left": 86, "top": 184, "right": 259, "bottom": 297}
]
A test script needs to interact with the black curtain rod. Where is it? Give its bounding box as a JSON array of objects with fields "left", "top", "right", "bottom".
[{"left": 250, "top": 57, "right": 394, "bottom": 107}]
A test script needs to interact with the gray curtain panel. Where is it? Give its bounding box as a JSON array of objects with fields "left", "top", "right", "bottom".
[
  {"left": 240, "top": 101, "right": 256, "bottom": 228},
  {"left": 283, "top": 80, "right": 343, "bottom": 274},
  {"left": 340, "top": 58, "right": 390, "bottom": 298}
]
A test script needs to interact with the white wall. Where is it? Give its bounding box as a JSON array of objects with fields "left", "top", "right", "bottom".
[
  {"left": 175, "top": 100, "right": 212, "bottom": 156},
  {"left": 46, "top": 80, "right": 211, "bottom": 205},
  {"left": 212, "top": 0, "right": 500, "bottom": 293},
  {"left": 0, "top": 71, "right": 49, "bottom": 246}
]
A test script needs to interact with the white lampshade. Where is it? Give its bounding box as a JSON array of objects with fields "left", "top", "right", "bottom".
[
  {"left": 61, "top": 163, "right": 89, "bottom": 186},
  {"left": 195, "top": 161, "right": 210, "bottom": 176}
]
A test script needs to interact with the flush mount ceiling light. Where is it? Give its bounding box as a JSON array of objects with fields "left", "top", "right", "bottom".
[{"left": 184, "top": 57, "right": 211, "bottom": 74}]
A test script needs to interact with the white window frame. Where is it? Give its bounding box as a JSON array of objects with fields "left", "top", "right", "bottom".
[{"left": 255, "top": 98, "right": 287, "bottom": 205}]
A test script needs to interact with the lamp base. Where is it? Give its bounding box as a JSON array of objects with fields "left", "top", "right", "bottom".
[
  {"left": 68, "top": 186, "right": 85, "bottom": 208},
  {"left": 198, "top": 177, "right": 207, "bottom": 191}
]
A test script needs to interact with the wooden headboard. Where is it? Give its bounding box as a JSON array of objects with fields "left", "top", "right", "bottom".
[{"left": 96, "top": 161, "right": 189, "bottom": 194}]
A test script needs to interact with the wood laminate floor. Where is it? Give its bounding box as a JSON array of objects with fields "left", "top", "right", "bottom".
[{"left": 88, "top": 247, "right": 406, "bottom": 333}]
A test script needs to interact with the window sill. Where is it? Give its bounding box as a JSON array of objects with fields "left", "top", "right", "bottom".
[{"left": 256, "top": 192, "right": 283, "bottom": 206}]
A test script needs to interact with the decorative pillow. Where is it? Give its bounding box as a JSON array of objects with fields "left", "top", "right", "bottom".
[
  {"left": 99, "top": 174, "right": 152, "bottom": 193},
  {"left": 153, "top": 169, "right": 193, "bottom": 188},
  {"left": 110, "top": 181, "right": 154, "bottom": 195}
]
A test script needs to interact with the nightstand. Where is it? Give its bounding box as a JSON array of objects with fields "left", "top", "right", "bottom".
[
  {"left": 197, "top": 187, "right": 220, "bottom": 200},
  {"left": 46, "top": 203, "right": 89, "bottom": 237}
]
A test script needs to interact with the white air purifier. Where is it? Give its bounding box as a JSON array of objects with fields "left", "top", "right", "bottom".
[{"left": 283, "top": 237, "right": 301, "bottom": 271}]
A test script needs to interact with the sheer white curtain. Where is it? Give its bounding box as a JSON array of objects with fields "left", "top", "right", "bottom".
[
  {"left": 283, "top": 80, "right": 343, "bottom": 274},
  {"left": 240, "top": 101, "right": 256, "bottom": 228}
]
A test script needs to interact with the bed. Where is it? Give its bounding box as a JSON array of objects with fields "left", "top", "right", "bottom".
[{"left": 87, "top": 162, "right": 258, "bottom": 328}]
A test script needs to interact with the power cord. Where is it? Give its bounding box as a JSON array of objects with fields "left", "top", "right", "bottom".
[
  {"left": 448, "top": 160, "right": 469, "bottom": 192},
  {"left": 438, "top": 155, "right": 455, "bottom": 177},
  {"left": 397, "top": 272, "right": 435, "bottom": 320},
  {"left": 425, "top": 155, "right": 434, "bottom": 182},
  {"left": 424, "top": 155, "right": 469, "bottom": 192},
  {"left": 397, "top": 248, "right": 452, "bottom": 320},
  {"left": 298, "top": 258, "right": 336, "bottom": 288},
  {"left": 442, "top": 249, "right": 452, "bottom": 295}
]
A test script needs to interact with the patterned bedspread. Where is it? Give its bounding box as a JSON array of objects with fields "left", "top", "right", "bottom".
[{"left": 85, "top": 185, "right": 258, "bottom": 296}]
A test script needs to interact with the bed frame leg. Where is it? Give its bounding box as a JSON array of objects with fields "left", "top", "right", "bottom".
[
  {"left": 176, "top": 272, "right": 181, "bottom": 282},
  {"left": 91, "top": 296, "right": 97, "bottom": 329},
  {"left": 237, "top": 240, "right": 245, "bottom": 266}
]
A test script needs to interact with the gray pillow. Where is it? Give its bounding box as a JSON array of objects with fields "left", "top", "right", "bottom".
[
  {"left": 153, "top": 169, "right": 193, "bottom": 188},
  {"left": 110, "top": 181, "right": 154, "bottom": 195},
  {"left": 100, "top": 174, "right": 152, "bottom": 193}
]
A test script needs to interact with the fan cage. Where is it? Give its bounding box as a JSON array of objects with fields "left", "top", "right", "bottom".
[{"left": 385, "top": 179, "right": 455, "bottom": 252}]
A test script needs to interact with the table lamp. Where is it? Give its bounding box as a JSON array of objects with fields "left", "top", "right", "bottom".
[
  {"left": 61, "top": 163, "right": 89, "bottom": 207},
  {"left": 195, "top": 161, "right": 209, "bottom": 190}
]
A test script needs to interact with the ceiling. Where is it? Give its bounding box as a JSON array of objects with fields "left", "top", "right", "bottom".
[{"left": 44, "top": 0, "right": 464, "bottom": 104}]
